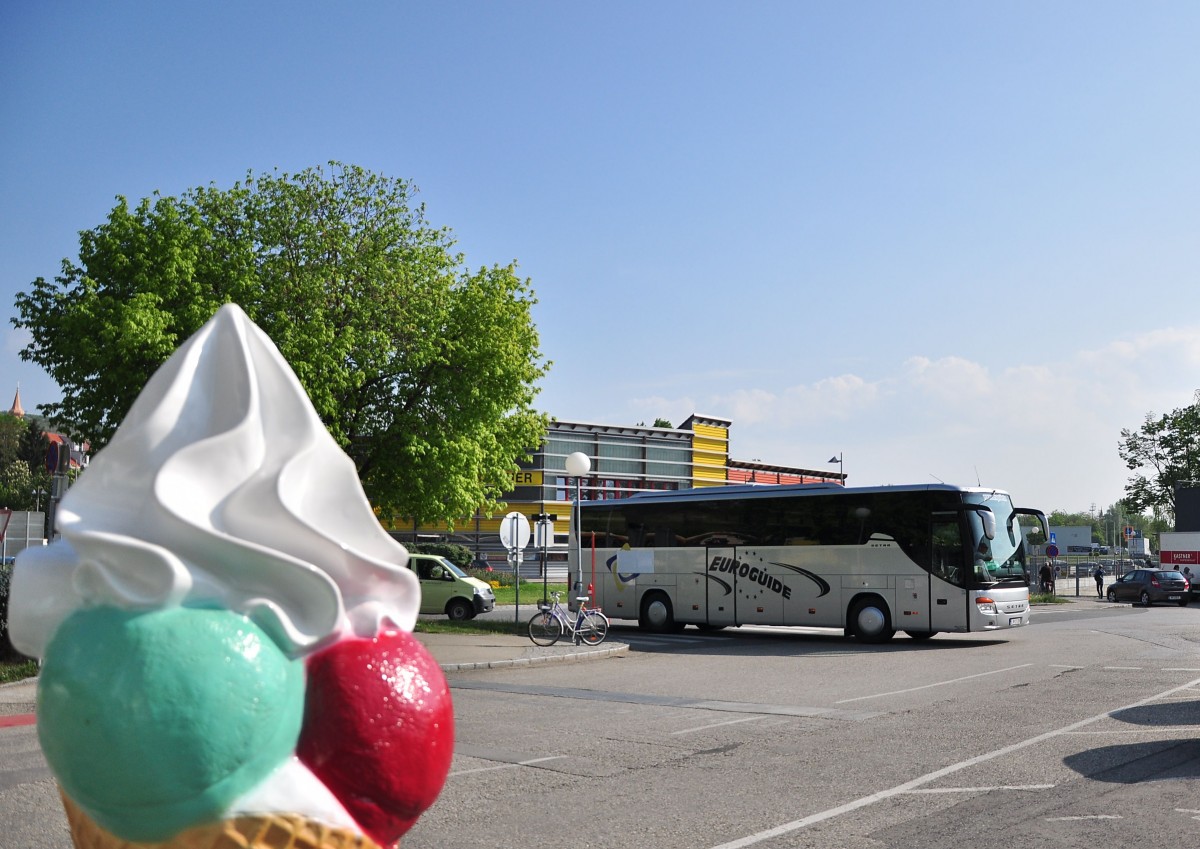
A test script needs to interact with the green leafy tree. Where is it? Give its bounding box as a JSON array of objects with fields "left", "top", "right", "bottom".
[
  {"left": 13, "top": 163, "right": 549, "bottom": 524},
  {"left": 1118, "top": 392, "right": 1200, "bottom": 524},
  {"left": 0, "top": 416, "right": 24, "bottom": 469},
  {"left": 0, "top": 415, "right": 52, "bottom": 510},
  {"left": 0, "top": 461, "right": 33, "bottom": 511}
]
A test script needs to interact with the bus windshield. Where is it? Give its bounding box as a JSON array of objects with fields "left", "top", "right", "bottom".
[{"left": 964, "top": 491, "right": 1029, "bottom": 584}]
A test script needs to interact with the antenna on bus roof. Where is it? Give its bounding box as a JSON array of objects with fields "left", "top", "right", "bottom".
[
  {"left": 975, "top": 466, "right": 981, "bottom": 486},
  {"left": 929, "top": 473, "right": 944, "bottom": 483}
]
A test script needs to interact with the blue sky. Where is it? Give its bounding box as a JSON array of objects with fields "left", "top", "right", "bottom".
[{"left": 3, "top": 2, "right": 1199, "bottom": 515}]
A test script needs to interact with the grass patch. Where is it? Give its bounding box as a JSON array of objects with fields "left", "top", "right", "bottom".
[
  {"left": 414, "top": 618, "right": 526, "bottom": 636},
  {"left": 1029, "top": 592, "right": 1071, "bottom": 604},
  {"left": 490, "top": 582, "right": 568, "bottom": 606},
  {"left": 0, "top": 658, "right": 38, "bottom": 685}
]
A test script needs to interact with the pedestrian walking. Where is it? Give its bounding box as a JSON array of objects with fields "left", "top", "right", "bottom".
[
  {"left": 1039, "top": 562, "right": 1054, "bottom": 595},
  {"left": 1093, "top": 563, "right": 1105, "bottom": 598}
]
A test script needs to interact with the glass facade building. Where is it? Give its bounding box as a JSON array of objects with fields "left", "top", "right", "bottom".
[{"left": 384, "top": 413, "right": 844, "bottom": 561}]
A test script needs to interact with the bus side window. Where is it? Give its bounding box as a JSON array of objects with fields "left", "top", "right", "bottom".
[{"left": 931, "top": 519, "right": 965, "bottom": 586}]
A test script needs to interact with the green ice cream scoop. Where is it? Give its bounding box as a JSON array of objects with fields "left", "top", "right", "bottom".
[{"left": 37, "top": 605, "right": 305, "bottom": 842}]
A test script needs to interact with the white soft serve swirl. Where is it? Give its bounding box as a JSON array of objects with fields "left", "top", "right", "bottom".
[{"left": 9, "top": 303, "right": 417, "bottom": 658}]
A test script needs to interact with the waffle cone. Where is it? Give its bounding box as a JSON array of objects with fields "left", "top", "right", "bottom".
[{"left": 60, "top": 788, "right": 386, "bottom": 849}]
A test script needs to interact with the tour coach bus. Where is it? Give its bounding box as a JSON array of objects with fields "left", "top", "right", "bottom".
[{"left": 570, "top": 483, "right": 1047, "bottom": 643}]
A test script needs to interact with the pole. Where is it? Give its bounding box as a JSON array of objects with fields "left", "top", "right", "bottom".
[
  {"left": 574, "top": 477, "right": 583, "bottom": 601},
  {"left": 510, "top": 513, "right": 520, "bottom": 624}
]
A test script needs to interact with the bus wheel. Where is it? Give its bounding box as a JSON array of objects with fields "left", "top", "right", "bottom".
[
  {"left": 904, "top": 630, "right": 937, "bottom": 641},
  {"left": 850, "top": 598, "right": 894, "bottom": 643},
  {"left": 640, "top": 592, "right": 679, "bottom": 633}
]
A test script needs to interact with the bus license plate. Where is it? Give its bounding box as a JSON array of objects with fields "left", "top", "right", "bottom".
[
  {"left": 1009, "top": 616, "right": 1022, "bottom": 626},
  {"left": 1168, "top": 595, "right": 1180, "bottom": 600}
]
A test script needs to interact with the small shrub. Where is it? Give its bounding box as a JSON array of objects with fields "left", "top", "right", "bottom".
[
  {"left": 408, "top": 542, "right": 473, "bottom": 569},
  {"left": 470, "top": 568, "right": 518, "bottom": 587}
]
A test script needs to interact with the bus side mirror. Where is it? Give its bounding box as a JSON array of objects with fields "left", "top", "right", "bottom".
[{"left": 980, "top": 510, "right": 995, "bottom": 541}]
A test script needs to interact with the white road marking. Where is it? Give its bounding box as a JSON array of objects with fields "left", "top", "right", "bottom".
[
  {"left": 708, "top": 674, "right": 1200, "bottom": 849},
  {"left": 448, "top": 756, "right": 565, "bottom": 777},
  {"left": 904, "top": 784, "right": 1054, "bottom": 794},
  {"left": 672, "top": 715, "right": 767, "bottom": 735},
  {"left": 1103, "top": 666, "right": 1143, "bottom": 670},
  {"left": 833, "top": 664, "right": 1033, "bottom": 704},
  {"left": 1046, "top": 815, "right": 1122, "bottom": 821}
]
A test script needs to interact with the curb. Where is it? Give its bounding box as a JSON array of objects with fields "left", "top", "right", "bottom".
[{"left": 438, "top": 641, "right": 629, "bottom": 673}]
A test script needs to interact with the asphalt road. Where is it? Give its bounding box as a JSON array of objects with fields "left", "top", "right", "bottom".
[{"left": 5, "top": 601, "right": 1200, "bottom": 849}]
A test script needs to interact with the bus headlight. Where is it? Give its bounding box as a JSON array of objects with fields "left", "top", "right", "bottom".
[{"left": 975, "top": 596, "right": 997, "bottom": 615}]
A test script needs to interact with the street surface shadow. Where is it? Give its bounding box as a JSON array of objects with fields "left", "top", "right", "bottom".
[
  {"left": 1064, "top": 739, "right": 1200, "bottom": 783},
  {"left": 1064, "top": 700, "right": 1200, "bottom": 782},
  {"left": 610, "top": 624, "right": 1007, "bottom": 657}
]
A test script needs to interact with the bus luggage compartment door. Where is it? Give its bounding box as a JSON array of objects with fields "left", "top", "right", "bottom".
[
  {"left": 727, "top": 548, "right": 784, "bottom": 626},
  {"left": 701, "top": 547, "right": 739, "bottom": 627}
]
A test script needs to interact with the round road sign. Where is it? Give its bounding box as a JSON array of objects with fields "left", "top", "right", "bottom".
[{"left": 499, "top": 511, "right": 531, "bottom": 551}]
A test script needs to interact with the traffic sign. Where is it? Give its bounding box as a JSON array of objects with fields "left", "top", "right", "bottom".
[
  {"left": 499, "top": 511, "right": 531, "bottom": 551},
  {"left": 1046, "top": 543, "right": 1059, "bottom": 558}
]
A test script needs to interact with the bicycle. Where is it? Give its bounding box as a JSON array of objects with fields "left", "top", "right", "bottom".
[{"left": 528, "top": 591, "right": 609, "bottom": 646}]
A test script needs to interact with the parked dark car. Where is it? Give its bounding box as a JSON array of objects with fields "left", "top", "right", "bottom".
[{"left": 1106, "top": 569, "right": 1190, "bottom": 607}]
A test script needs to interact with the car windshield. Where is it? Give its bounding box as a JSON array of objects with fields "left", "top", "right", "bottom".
[
  {"left": 963, "top": 491, "right": 1027, "bottom": 585},
  {"left": 436, "top": 557, "right": 468, "bottom": 578}
]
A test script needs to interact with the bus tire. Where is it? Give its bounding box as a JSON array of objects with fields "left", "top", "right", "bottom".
[
  {"left": 639, "top": 592, "right": 681, "bottom": 633},
  {"left": 849, "top": 597, "right": 894, "bottom": 643},
  {"left": 904, "top": 630, "right": 937, "bottom": 641}
]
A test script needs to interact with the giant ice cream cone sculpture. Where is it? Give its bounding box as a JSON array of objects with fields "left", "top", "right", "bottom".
[{"left": 7, "top": 304, "right": 453, "bottom": 848}]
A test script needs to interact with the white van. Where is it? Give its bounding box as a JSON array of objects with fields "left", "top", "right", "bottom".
[{"left": 407, "top": 553, "right": 496, "bottom": 620}]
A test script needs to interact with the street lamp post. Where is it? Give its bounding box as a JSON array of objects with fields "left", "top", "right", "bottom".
[
  {"left": 564, "top": 451, "right": 591, "bottom": 608},
  {"left": 828, "top": 453, "right": 844, "bottom": 484}
]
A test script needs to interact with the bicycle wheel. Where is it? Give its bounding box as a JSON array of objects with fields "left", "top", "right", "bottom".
[
  {"left": 578, "top": 610, "right": 609, "bottom": 646},
  {"left": 528, "top": 611, "right": 563, "bottom": 646}
]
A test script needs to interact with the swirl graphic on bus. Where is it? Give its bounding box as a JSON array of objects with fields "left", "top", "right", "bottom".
[
  {"left": 701, "top": 573, "right": 732, "bottom": 595},
  {"left": 605, "top": 553, "right": 642, "bottom": 590},
  {"left": 772, "top": 562, "right": 831, "bottom": 597}
]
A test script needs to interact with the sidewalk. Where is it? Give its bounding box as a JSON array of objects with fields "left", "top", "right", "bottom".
[
  {"left": 416, "top": 629, "right": 628, "bottom": 672},
  {"left": 0, "top": 631, "right": 628, "bottom": 718},
  {"left": 1045, "top": 577, "right": 1119, "bottom": 602}
]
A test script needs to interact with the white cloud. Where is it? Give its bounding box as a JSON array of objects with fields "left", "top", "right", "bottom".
[
  {"left": 543, "top": 324, "right": 1200, "bottom": 513},
  {"left": 683, "top": 325, "right": 1200, "bottom": 512}
]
